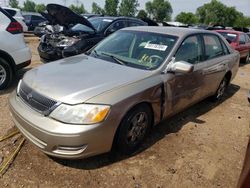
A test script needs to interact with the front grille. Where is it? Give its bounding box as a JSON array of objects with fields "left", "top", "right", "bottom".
[{"left": 18, "top": 81, "right": 58, "bottom": 114}]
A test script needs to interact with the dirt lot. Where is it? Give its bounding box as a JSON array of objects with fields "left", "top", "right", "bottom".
[{"left": 0, "top": 36, "right": 249, "bottom": 187}]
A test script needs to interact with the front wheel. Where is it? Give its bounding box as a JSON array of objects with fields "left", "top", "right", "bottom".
[{"left": 116, "top": 104, "right": 152, "bottom": 155}]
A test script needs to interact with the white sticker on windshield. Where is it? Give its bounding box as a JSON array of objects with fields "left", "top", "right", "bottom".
[
  {"left": 144, "top": 43, "right": 168, "bottom": 51},
  {"left": 103, "top": 19, "right": 113, "bottom": 22}
]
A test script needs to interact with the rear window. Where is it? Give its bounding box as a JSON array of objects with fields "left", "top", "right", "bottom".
[
  {"left": 218, "top": 32, "right": 237, "bottom": 43},
  {"left": 23, "top": 15, "right": 32, "bottom": 21},
  {"left": 3, "top": 9, "right": 16, "bottom": 17}
]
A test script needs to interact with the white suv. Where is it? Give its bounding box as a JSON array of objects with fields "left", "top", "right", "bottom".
[
  {"left": 2, "top": 7, "right": 28, "bottom": 32},
  {"left": 0, "top": 7, "right": 31, "bottom": 90}
]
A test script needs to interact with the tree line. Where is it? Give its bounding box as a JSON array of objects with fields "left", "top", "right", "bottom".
[{"left": 8, "top": 0, "right": 250, "bottom": 27}]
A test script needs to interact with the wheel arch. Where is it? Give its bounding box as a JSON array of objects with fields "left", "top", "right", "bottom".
[
  {"left": 111, "top": 101, "right": 154, "bottom": 150},
  {"left": 0, "top": 50, "right": 16, "bottom": 73}
]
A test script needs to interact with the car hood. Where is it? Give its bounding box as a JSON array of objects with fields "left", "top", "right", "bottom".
[
  {"left": 46, "top": 4, "right": 95, "bottom": 31},
  {"left": 23, "top": 55, "right": 152, "bottom": 104}
]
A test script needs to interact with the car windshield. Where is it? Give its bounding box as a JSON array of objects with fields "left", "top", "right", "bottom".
[
  {"left": 92, "top": 30, "right": 178, "bottom": 70},
  {"left": 218, "top": 32, "right": 237, "bottom": 43},
  {"left": 88, "top": 17, "right": 114, "bottom": 32},
  {"left": 70, "top": 24, "right": 95, "bottom": 33}
]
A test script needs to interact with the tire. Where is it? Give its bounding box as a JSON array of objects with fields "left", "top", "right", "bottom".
[
  {"left": 245, "top": 52, "right": 250, "bottom": 64},
  {"left": 211, "top": 77, "right": 228, "bottom": 102},
  {"left": 0, "top": 57, "right": 13, "bottom": 90},
  {"left": 116, "top": 104, "right": 152, "bottom": 155}
]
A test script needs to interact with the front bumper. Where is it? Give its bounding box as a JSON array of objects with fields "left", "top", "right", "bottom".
[
  {"left": 9, "top": 91, "right": 116, "bottom": 159},
  {"left": 38, "top": 43, "right": 63, "bottom": 62}
]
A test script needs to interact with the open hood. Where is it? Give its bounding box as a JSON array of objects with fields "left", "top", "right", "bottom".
[{"left": 46, "top": 4, "right": 95, "bottom": 31}]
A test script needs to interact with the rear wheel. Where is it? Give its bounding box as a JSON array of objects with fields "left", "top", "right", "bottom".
[
  {"left": 116, "top": 104, "right": 152, "bottom": 154},
  {"left": 211, "top": 77, "right": 228, "bottom": 102},
  {"left": 0, "top": 58, "right": 13, "bottom": 90}
]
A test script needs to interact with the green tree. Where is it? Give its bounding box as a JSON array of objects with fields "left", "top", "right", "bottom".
[
  {"left": 104, "top": 0, "right": 119, "bottom": 16},
  {"left": 69, "top": 4, "right": 87, "bottom": 14},
  {"left": 23, "top": 0, "right": 36, "bottom": 12},
  {"left": 235, "top": 16, "right": 250, "bottom": 27},
  {"left": 137, "top": 9, "right": 148, "bottom": 19},
  {"left": 196, "top": 0, "right": 243, "bottom": 26},
  {"left": 35, "top": 4, "right": 46, "bottom": 13},
  {"left": 175, "top": 12, "right": 198, "bottom": 25},
  {"left": 146, "top": 0, "right": 172, "bottom": 22},
  {"left": 119, "top": 0, "right": 139, "bottom": 17},
  {"left": 92, "top": 2, "right": 105, "bottom": 14},
  {"left": 9, "top": 0, "right": 19, "bottom": 8}
]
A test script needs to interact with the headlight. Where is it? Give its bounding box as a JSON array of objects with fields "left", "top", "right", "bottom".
[
  {"left": 56, "top": 38, "right": 80, "bottom": 47},
  {"left": 50, "top": 104, "right": 110, "bottom": 124}
]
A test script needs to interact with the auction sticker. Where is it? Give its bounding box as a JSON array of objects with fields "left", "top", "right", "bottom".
[{"left": 144, "top": 43, "right": 168, "bottom": 51}]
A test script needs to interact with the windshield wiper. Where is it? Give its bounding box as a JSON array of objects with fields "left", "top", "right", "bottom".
[{"left": 100, "top": 52, "right": 127, "bottom": 65}]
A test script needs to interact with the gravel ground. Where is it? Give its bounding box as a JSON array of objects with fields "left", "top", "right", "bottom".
[{"left": 0, "top": 36, "right": 249, "bottom": 187}]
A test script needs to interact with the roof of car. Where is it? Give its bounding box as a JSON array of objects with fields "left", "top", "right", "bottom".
[
  {"left": 2, "top": 7, "right": 20, "bottom": 11},
  {"left": 122, "top": 26, "right": 219, "bottom": 37},
  {"left": 89, "top": 16, "right": 144, "bottom": 22},
  {"left": 215, "top": 30, "right": 244, "bottom": 34}
]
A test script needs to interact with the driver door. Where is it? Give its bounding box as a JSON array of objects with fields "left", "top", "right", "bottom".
[{"left": 164, "top": 35, "right": 205, "bottom": 116}]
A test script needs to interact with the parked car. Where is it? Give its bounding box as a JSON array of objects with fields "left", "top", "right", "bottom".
[
  {"left": 9, "top": 27, "right": 239, "bottom": 159},
  {"left": 2, "top": 7, "right": 28, "bottom": 32},
  {"left": 0, "top": 7, "right": 31, "bottom": 90},
  {"left": 216, "top": 30, "right": 250, "bottom": 63},
  {"left": 38, "top": 4, "right": 147, "bottom": 62},
  {"left": 247, "top": 32, "right": 250, "bottom": 39},
  {"left": 23, "top": 13, "right": 47, "bottom": 31},
  {"left": 82, "top": 13, "right": 103, "bottom": 19}
]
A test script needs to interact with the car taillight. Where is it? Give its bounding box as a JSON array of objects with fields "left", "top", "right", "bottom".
[{"left": 6, "top": 21, "right": 23, "bottom": 34}]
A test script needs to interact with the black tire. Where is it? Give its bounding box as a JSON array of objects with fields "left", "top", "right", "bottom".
[
  {"left": 116, "top": 104, "right": 152, "bottom": 155},
  {"left": 245, "top": 52, "right": 250, "bottom": 64},
  {"left": 0, "top": 57, "right": 13, "bottom": 90},
  {"left": 211, "top": 77, "right": 228, "bottom": 102}
]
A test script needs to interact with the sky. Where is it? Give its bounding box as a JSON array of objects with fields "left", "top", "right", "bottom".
[{"left": 1, "top": 0, "right": 250, "bottom": 18}]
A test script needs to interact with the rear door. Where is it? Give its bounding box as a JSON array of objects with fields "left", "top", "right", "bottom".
[{"left": 200, "top": 34, "right": 232, "bottom": 97}]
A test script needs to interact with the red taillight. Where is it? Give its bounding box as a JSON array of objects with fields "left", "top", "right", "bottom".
[{"left": 6, "top": 21, "right": 23, "bottom": 34}]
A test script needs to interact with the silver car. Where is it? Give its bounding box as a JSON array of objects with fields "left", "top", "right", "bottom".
[{"left": 9, "top": 27, "right": 239, "bottom": 159}]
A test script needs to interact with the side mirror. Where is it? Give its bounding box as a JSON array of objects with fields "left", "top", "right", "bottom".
[{"left": 167, "top": 61, "right": 194, "bottom": 74}]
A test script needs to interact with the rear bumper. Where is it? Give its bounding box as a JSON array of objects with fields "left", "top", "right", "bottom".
[
  {"left": 11, "top": 46, "right": 31, "bottom": 66},
  {"left": 9, "top": 91, "right": 117, "bottom": 159}
]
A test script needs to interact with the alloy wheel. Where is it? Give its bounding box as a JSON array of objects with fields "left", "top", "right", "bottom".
[
  {"left": 126, "top": 112, "right": 149, "bottom": 146},
  {"left": 0, "top": 65, "right": 7, "bottom": 86}
]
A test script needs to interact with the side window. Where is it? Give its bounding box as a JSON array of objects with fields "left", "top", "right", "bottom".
[
  {"left": 108, "top": 21, "right": 126, "bottom": 32},
  {"left": 128, "top": 21, "right": 144, "bottom": 27},
  {"left": 175, "top": 35, "right": 202, "bottom": 64},
  {"left": 245, "top": 34, "right": 250, "bottom": 43},
  {"left": 203, "top": 35, "right": 224, "bottom": 60},
  {"left": 239, "top": 34, "right": 246, "bottom": 44}
]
